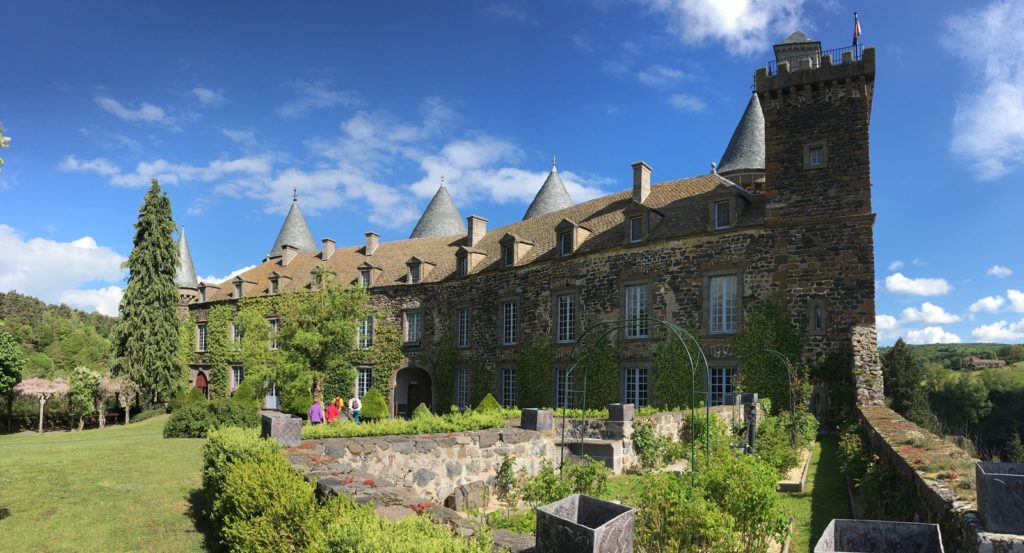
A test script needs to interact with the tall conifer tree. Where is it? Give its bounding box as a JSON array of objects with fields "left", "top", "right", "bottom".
[
  {"left": 882, "top": 338, "right": 933, "bottom": 427},
  {"left": 112, "top": 180, "right": 180, "bottom": 401}
]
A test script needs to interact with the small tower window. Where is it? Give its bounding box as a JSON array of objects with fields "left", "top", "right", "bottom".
[
  {"left": 809, "top": 147, "right": 824, "bottom": 166},
  {"left": 803, "top": 140, "right": 828, "bottom": 169},
  {"left": 807, "top": 300, "right": 828, "bottom": 336}
]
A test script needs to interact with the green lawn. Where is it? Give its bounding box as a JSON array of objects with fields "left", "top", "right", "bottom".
[
  {"left": 779, "top": 436, "right": 853, "bottom": 552},
  {"left": 0, "top": 415, "right": 209, "bottom": 553}
]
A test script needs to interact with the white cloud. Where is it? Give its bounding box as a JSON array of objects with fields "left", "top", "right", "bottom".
[
  {"left": 277, "top": 80, "right": 360, "bottom": 118},
  {"left": 987, "top": 264, "right": 1013, "bottom": 278},
  {"left": 221, "top": 128, "right": 256, "bottom": 145},
  {"left": 201, "top": 265, "right": 257, "bottom": 285},
  {"left": 906, "top": 326, "right": 962, "bottom": 345},
  {"left": 900, "top": 302, "right": 961, "bottom": 324},
  {"left": 876, "top": 314, "right": 901, "bottom": 342},
  {"left": 667, "top": 93, "right": 707, "bottom": 112},
  {"left": 649, "top": 0, "right": 807, "bottom": 56},
  {"left": 572, "top": 34, "right": 594, "bottom": 53},
  {"left": 59, "top": 286, "right": 123, "bottom": 316},
  {"left": 95, "top": 96, "right": 175, "bottom": 127},
  {"left": 971, "top": 318, "right": 1024, "bottom": 342},
  {"left": 637, "top": 65, "right": 690, "bottom": 88},
  {"left": 969, "top": 295, "right": 1006, "bottom": 315},
  {"left": 884, "top": 272, "right": 952, "bottom": 296},
  {"left": 1009, "top": 289, "right": 1024, "bottom": 312},
  {"left": 482, "top": 3, "right": 538, "bottom": 25},
  {"left": 888, "top": 260, "right": 904, "bottom": 271},
  {"left": 947, "top": 1, "right": 1024, "bottom": 180},
  {"left": 58, "top": 155, "right": 121, "bottom": 177},
  {"left": 0, "top": 225, "right": 125, "bottom": 312},
  {"left": 192, "top": 87, "right": 225, "bottom": 106}
]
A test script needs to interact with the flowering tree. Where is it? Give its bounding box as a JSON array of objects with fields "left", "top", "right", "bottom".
[
  {"left": 14, "top": 377, "right": 69, "bottom": 433},
  {"left": 114, "top": 378, "right": 140, "bottom": 424}
]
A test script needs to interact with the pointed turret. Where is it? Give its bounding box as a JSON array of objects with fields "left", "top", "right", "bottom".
[
  {"left": 409, "top": 179, "right": 466, "bottom": 239},
  {"left": 175, "top": 226, "right": 199, "bottom": 290},
  {"left": 269, "top": 192, "right": 318, "bottom": 257},
  {"left": 717, "top": 94, "right": 766, "bottom": 178},
  {"left": 523, "top": 157, "right": 573, "bottom": 220}
]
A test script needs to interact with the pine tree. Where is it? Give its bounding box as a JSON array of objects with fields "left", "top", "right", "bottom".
[
  {"left": 112, "top": 180, "right": 181, "bottom": 401},
  {"left": 1006, "top": 431, "right": 1024, "bottom": 463},
  {"left": 882, "top": 338, "right": 933, "bottom": 427},
  {"left": 1, "top": 326, "right": 26, "bottom": 431}
]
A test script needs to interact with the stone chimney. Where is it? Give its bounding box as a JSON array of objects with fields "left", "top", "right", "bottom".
[
  {"left": 321, "top": 238, "right": 336, "bottom": 260},
  {"left": 632, "top": 161, "right": 651, "bottom": 204},
  {"left": 365, "top": 232, "right": 380, "bottom": 256},
  {"left": 281, "top": 244, "right": 299, "bottom": 267},
  {"left": 467, "top": 215, "right": 487, "bottom": 248}
]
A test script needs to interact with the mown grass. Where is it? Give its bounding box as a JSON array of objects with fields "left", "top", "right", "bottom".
[
  {"left": 0, "top": 415, "right": 209, "bottom": 553},
  {"left": 778, "top": 436, "right": 853, "bottom": 552}
]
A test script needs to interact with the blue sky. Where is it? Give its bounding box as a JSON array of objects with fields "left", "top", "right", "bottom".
[{"left": 1, "top": 0, "right": 1022, "bottom": 345}]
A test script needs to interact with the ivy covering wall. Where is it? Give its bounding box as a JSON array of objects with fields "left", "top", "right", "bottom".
[
  {"left": 366, "top": 321, "right": 402, "bottom": 404},
  {"left": 574, "top": 336, "right": 619, "bottom": 410},
  {"left": 653, "top": 333, "right": 704, "bottom": 409},
  {"left": 433, "top": 330, "right": 458, "bottom": 411},
  {"left": 516, "top": 340, "right": 553, "bottom": 408}
]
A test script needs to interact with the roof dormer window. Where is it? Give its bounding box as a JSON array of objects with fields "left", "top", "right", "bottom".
[
  {"left": 409, "top": 263, "right": 420, "bottom": 284},
  {"left": 456, "top": 255, "right": 468, "bottom": 277},
  {"left": 359, "top": 269, "right": 371, "bottom": 287},
  {"left": 502, "top": 243, "right": 515, "bottom": 268},
  {"left": 555, "top": 219, "right": 588, "bottom": 258},
  {"left": 715, "top": 200, "right": 732, "bottom": 229},
  {"left": 499, "top": 233, "right": 533, "bottom": 268},
  {"left": 628, "top": 216, "right": 643, "bottom": 243},
  {"left": 234, "top": 279, "right": 244, "bottom": 298},
  {"left": 199, "top": 285, "right": 206, "bottom": 303},
  {"left": 558, "top": 230, "right": 573, "bottom": 256},
  {"left": 269, "top": 275, "right": 279, "bottom": 295}
]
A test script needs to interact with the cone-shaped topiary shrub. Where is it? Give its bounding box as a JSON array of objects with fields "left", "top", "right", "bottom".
[
  {"left": 474, "top": 392, "right": 501, "bottom": 413},
  {"left": 412, "top": 403, "right": 434, "bottom": 420},
  {"left": 360, "top": 388, "right": 389, "bottom": 421}
]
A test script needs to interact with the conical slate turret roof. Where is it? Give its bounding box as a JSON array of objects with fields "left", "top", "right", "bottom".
[
  {"left": 175, "top": 226, "right": 199, "bottom": 289},
  {"left": 523, "top": 159, "right": 573, "bottom": 220},
  {"left": 717, "top": 94, "right": 765, "bottom": 175},
  {"left": 269, "top": 197, "right": 318, "bottom": 257},
  {"left": 409, "top": 184, "right": 466, "bottom": 239},
  {"left": 781, "top": 30, "right": 813, "bottom": 43}
]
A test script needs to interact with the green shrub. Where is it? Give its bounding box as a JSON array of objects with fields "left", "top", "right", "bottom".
[
  {"left": 755, "top": 415, "right": 802, "bottom": 475},
  {"left": 360, "top": 388, "right": 389, "bottom": 420},
  {"left": 563, "top": 456, "right": 610, "bottom": 497},
  {"left": 209, "top": 398, "right": 261, "bottom": 429},
  {"left": 701, "top": 453, "right": 790, "bottom": 551},
  {"left": 231, "top": 380, "right": 261, "bottom": 411},
  {"left": 521, "top": 460, "right": 570, "bottom": 507},
  {"left": 632, "top": 419, "right": 667, "bottom": 469},
  {"left": 837, "top": 423, "right": 869, "bottom": 482},
  {"left": 301, "top": 408, "right": 509, "bottom": 439},
  {"left": 474, "top": 392, "right": 501, "bottom": 414},
  {"left": 170, "top": 386, "right": 207, "bottom": 411},
  {"left": 132, "top": 408, "right": 164, "bottom": 423},
  {"left": 486, "top": 509, "right": 536, "bottom": 534},
  {"left": 636, "top": 473, "right": 739, "bottom": 552},
  {"left": 163, "top": 403, "right": 216, "bottom": 438},
  {"left": 411, "top": 403, "right": 434, "bottom": 420},
  {"left": 202, "top": 427, "right": 279, "bottom": 502},
  {"left": 684, "top": 408, "right": 730, "bottom": 457}
]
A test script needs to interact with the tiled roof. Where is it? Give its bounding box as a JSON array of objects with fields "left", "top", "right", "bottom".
[
  {"left": 717, "top": 94, "right": 765, "bottom": 176},
  {"left": 202, "top": 174, "right": 764, "bottom": 301},
  {"left": 781, "top": 31, "right": 813, "bottom": 44},
  {"left": 409, "top": 185, "right": 466, "bottom": 239},
  {"left": 523, "top": 166, "right": 573, "bottom": 220},
  {"left": 270, "top": 199, "right": 318, "bottom": 257},
  {"left": 175, "top": 227, "right": 199, "bottom": 289}
]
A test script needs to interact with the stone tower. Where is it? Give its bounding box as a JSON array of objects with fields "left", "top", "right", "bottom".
[
  {"left": 755, "top": 41, "right": 882, "bottom": 405},
  {"left": 175, "top": 226, "right": 200, "bottom": 316}
]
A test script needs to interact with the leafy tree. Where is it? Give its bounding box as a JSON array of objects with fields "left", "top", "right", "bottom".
[
  {"left": 998, "top": 344, "right": 1024, "bottom": 364},
  {"left": 68, "top": 366, "right": 102, "bottom": 431},
  {"left": 14, "top": 377, "right": 69, "bottom": 433},
  {"left": 732, "top": 294, "right": 805, "bottom": 415},
  {"left": 929, "top": 374, "right": 992, "bottom": 433},
  {"left": 882, "top": 338, "right": 934, "bottom": 427},
  {"left": 112, "top": 180, "right": 181, "bottom": 401},
  {"left": 1006, "top": 432, "right": 1024, "bottom": 463},
  {"left": 1, "top": 326, "right": 26, "bottom": 431}
]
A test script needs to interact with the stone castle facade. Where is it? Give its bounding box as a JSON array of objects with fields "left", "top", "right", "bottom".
[{"left": 177, "top": 34, "right": 883, "bottom": 415}]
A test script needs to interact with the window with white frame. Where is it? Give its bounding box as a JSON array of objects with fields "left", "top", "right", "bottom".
[
  {"left": 501, "top": 243, "right": 515, "bottom": 267},
  {"left": 456, "top": 308, "right": 470, "bottom": 348},
  {"left": 269, "top": 318, "right": 280, "bottom": 350},
  {"left": 357, "top": 367, "right": 372, "bottom": 398},
  {"left": 558, "top": 230, "right": 573, "bottom": 256},
  {"left": 628, "top": 216, "right": 643, "bottom": 243},
  {"left": 455, "top": 368, "right": 469, "bottom": 410},
  {"left": 624, "top": 284, "right": 649, "bottom": 339},
  {"left": 405, "top": 311, "right": 422, "bottom": 344},
  {"left": 709, "top": 274, "right": 738, "bottom": 334},
  {"left": 502, "top": 300, "right": 518, "bottom": 345},
  {"left": 359, "top": 269, "right": 371, "bottom": 287},
  {"left": 231, "top": 365, "right": 244, "bottom": 391},
  {"left": 231, "top": 322, "right": 242, "bottom": 344},
  {"left": 624, "top": 367, "right": 649, "bottom": 407},
  {"left": 409, "top": 263, "right": 420, "bottom": 284},
  {"left": 555, "top": 293, "right": 576, "bottom": 343},
  {"left": 358, "top": 316, "right": 374, "bottom": 349},
  {"left": 710, "top": 366, "right": 738, "bottom": 406},
  {"left": 196, "top": 323, "right": 207, "bottom": 352},
  {"left": 555, "top": 369, "right": 574, "bottom": 409},
  {"left": 501, "top": 368, "right": 516, "bottom": 407},
  {"left": 456, "top": 255, "right": 468, "bottom": 277},
  {"left": 808, "top": 146, "right": 825, "bottom": 166},
  {"left": 715, "top": 201, "right": 731, "bottom": 229}
]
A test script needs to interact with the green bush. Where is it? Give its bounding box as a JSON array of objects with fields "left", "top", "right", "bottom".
[
  {"left": 203, "top": 427, "right": 280, "bottom": 502},
  {"left": 754, "top": 410, "right": 818, "bottom": 476},
  {"left": 684, "top": 408, "right": 730, "bottom": 457},
  {"left": 411, "top": 403, "right": 434, "bottom": 420},
  {"left": 474, "top": 392, "right": 501, "bottom": 414},
  {"left": 701, "top": 453, "right": 790, "bottom": 551},
  {"left": 636, "top": 473, "right": 739, "bottom": 552},
  {"left": 521, "top": 460, "right": 570, "bottom": 507},
  {"left": 231, "top": 380, "right": 261, "bottom": 411},
  {"left": 837, "top": 423, "right": 869, "bottom": 483},
  {"left": 209, "top": 399, "right": 261, "bottom": 428},
  {"left": 132, "top": 408, "right": 164, "bottom": 423},
  {"left": 632, "top": 419, "right": 667, "bottom": 469},
  {"left": 360, "top": 388, "right": 389, "bottom": 420},
  {"left": 302, "top": 408, "right": 514, "bottom": 439},
  {"left": 169, "top": 386, "right": 207, "bottom": 411},
  {"left": 562, "top": 456, "right": 610, "bottom": 497},
  {"left": 163, "top": 403, "right": 216, "bottom": 438},
  {"left": 486, "top": 509, "right": 536, "bottom": 534}
]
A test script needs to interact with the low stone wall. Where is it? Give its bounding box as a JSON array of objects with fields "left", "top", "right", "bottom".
[{"left": 858, "top": 405, "right": 1024, "bottom": 553}]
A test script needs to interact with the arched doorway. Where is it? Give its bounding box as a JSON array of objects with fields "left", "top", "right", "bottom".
[
  {"left": 394, "top": 367, "right": 432, "bottom": 418},
  {"left": 195, "top": 371, "right": 209, "bottom": 399}
]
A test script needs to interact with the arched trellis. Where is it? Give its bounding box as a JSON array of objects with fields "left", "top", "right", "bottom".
[{"left": 557, "top": 317, "right": 713, "bottom": 475}]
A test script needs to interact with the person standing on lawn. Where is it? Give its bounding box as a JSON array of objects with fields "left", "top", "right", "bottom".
[
  {"left": 349, "top": 395, "right": 362, "bottom": 424},
  {"left": 308, "top": 398, "right": 324, "bottom": 424},
  {"left": 325, "top": 399, "right": 339, "bottom": 423}
]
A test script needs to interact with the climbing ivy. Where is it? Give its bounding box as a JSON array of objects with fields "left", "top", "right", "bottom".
[
  {"left": 575, "top": 336, "right": 619, "bottom": 410},
  {"left": 204, "top": 304, "right": 233, "bottom": 399},
  {"left": 235, "top": 296, "right": 278, "bottom": 397},
  {"left": 653, "top": 330, "right": 705, "bottom": 409},
  {"left": 367, "top": 320, "right": 402, "bottom": 405},
  {"left": 433, "top": 330, "right": 458, "bottom": 411},
  {"left": 731, "top": 294, "right": 807, "bottom": 415},
  {"left": 517, "top": 340, "right": 553, "bottom": 408},
  {"left": 178, "top": 313, "right": 198, "bottom": 392}
]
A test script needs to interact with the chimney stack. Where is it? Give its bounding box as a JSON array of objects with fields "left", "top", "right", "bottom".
[
  {"left": 632, "top": 161, "right": 651, "bottom": 204},
  {"left": 321, "top": 238, "right": 336, "bottom": 260},
  {"left": 365, "top": 232, "right": 380, "bottom": 256},
  {"left": 281, "top": 244, "right": 299, "bottom": 267},
  {"left": 467, "top": 215, "right": 488, "bottom": 248}
]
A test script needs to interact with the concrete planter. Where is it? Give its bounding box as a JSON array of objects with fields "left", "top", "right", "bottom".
[
  {"left": 976, "top": 461, "right": 1024, "bottom": 534},
  {"left": 608, "top": 403, "right": 634, "bottom": 422},
  {"left": 536, "top": 494, "right": 634, "bottom": 553},
  {"left": 261, "top": 412, "right": 301, "bottom": 447},
  {"left": 813, "top": 519, "right": 943, "bottom": 552},
  {"left": 521, "top": 408, "right": 553, "bottom": 431}
]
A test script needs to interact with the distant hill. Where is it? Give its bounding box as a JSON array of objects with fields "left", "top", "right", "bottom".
[
  {"left": 0, "top": 290, "right": 117, "bottom": 378},
  {"left": 880, "top": 342, "right": 1024, "bottom": 373}
]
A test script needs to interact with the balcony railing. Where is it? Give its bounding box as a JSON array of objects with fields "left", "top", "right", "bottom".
[{"left": 764, "top": 44, "right": 863, "bottom": 76}]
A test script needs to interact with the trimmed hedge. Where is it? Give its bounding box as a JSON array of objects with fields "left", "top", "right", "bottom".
[
  {"left": 302, "top": 408, "right": 519, "bottom": 440},
  {"left": 359, "top": 387, "right": 389, "bottom": 420},
  {"left": 474, "top": 393, "right": 501, "bottom": 414},
  {"left": 163, "top": 398, "right": 260, "bottom": 438}
]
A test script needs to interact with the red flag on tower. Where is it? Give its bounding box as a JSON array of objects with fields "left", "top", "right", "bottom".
[{"left": 853, "top": 12, "right": 862, "bottom": 46}]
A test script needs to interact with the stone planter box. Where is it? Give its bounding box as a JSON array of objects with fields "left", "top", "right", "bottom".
[
  {"left": 522, "top": 408, "right": 553, "bottom": 431},
  {"left": 976, "top": 461, "right": 1024, "bottom": 534},
  {"left": 261, "top": 412, "right": 301, "bottom": 447},
  {"left": 607, "top": 403, "right": 634, "bottom": 422},
  {"left": 813, "top": 519, "right": 944, "bottom": 552},
  {"left": 536, "top": 494, "right": 634, "bottom": 553}
]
